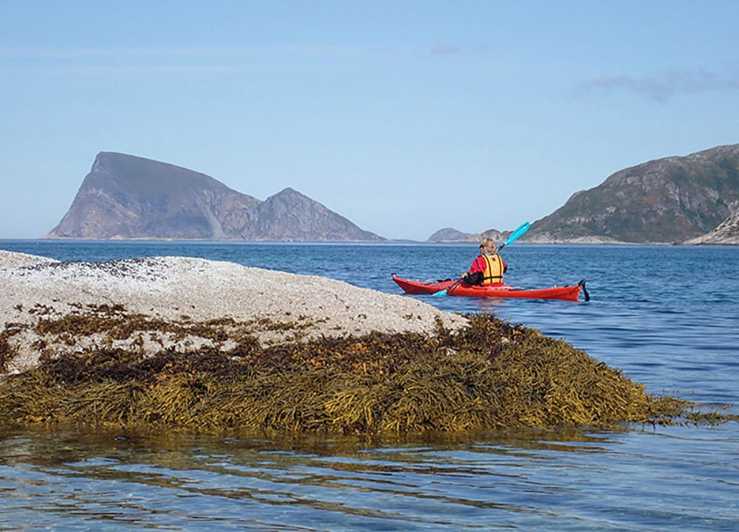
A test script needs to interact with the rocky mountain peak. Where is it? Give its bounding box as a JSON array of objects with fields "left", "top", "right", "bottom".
[
  {"left": 526, "top": 143, "right": 739, "bottom": 243},
  {"left": 48, "top": 152, "right": 383, "bottom": 241},
  {"left": 274, "top": 186, "right": 301, "bottom": 196}
]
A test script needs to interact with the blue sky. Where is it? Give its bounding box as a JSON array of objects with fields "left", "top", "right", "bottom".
[{"left": 1, "top": 1, "right": 738, "bottom": 240}]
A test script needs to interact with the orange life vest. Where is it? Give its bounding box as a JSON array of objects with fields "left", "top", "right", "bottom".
[{"left": 482, "top": 254, "right": 504, "bottom": 285}]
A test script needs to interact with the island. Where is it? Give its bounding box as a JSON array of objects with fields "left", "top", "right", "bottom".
[{"left": 48, "top": 152, "right": 383, "bottom": 241}]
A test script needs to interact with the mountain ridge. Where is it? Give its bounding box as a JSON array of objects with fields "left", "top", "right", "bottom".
[
  {"left": 524, "top": 144, "right": 739, "bottom": 243},
  {"left": 48, "top": 152, "right": 383, "bottom": 241}
]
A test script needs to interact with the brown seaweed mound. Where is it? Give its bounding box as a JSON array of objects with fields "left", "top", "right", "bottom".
[
  {"left": 0, "top": 315, "right": 693, "bottom": 434},
  {"left": 0, "top": 322, "right": 24, "bottom": 374}
]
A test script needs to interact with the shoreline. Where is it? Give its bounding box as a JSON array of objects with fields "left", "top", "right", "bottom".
[{"left": 3, "top": 238, "right": 737, "bottom": 248}]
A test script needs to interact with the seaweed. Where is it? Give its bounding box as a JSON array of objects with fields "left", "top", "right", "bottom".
[
  {"left": 0, "top": 314, "right": 727, "bottom": 435},
  {"left": 33, "top": 303, "right": 323, "bottom": 346},
  {"left": 0, "top": 322, "right": 27, "bottom": 373}
]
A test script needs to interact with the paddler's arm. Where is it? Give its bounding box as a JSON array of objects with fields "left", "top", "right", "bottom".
[{"left": 468, "top": 256, "right": 485, "bottom": 274}]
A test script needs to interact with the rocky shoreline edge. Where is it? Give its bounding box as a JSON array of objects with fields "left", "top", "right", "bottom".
[{"left": 0, "top": 251, "right": 731, "bottom": 434}]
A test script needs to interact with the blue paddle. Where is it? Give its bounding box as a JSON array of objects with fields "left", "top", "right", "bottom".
[
  {"left": 497, "top": 221, "right": 530, "bottom": 251},
  {"left": 432, "top": 221, "right": 531, "bottom": 297}
]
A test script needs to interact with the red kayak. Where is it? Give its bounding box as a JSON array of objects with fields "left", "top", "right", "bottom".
[{"left": 391, "top": 274, "right": 589, "bottom": 302}]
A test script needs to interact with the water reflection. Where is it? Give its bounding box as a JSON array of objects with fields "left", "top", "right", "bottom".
[
  {"left": 0, "top": 428, "right": 617, "bottom": 529},
  {"left": 3, "top": 425, "right": 739, "bottom": 530}
]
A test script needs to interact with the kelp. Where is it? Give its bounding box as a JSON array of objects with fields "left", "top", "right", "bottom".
[
  {"left": 33, "top": 303, "right": 321, "bottom": 344},
  {"left": 0, "top": 322, "right": 27, "bottom": 373},
  {"left": 0, "top": 314, "right": 729, "bottom": 435}
]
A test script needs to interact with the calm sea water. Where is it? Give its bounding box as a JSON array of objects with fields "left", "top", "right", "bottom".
[{"left": 1, "top": 240, "right": 738, "bottom": 530}]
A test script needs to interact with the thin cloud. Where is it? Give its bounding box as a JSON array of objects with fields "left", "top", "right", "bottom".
[
  {"left": 0, "top": 45, "right": 374, "bottom": 75},
  {"left": 0, "top": 48, "right": 247, "bottom": 75},
  {"left": 430, "top": 44, "right": 462, "bottom": 56},
  {"left": 46, "top": 63, "right": 242, "bottom": 75},
  {"left": 578, "top": 69, "right": 739, "bottom": 102},
  {"left": 0, "top": 44, "right": 393, "bottom": 61},
  {"left": 0, "top": 46, "right": 236, "bottom": 60}
]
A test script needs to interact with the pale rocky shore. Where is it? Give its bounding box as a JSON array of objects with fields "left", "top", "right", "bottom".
[
  {"left": 522, "top": 234, "right": 629, "bottom": 244},
  {"left": 687, "top": 211, "right": 739, "bottom": 245},
  {"left": 0, "top": 250, "right": 465, "bottom": 375}
]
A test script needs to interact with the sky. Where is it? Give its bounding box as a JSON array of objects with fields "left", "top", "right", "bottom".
[{"left": 1, "top": 1, "right": 738, "bottom": 240}]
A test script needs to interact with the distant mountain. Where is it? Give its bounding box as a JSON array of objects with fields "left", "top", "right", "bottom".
[
  {"left": 249, "top": 187, "right": 379, "bottom": 241},
  {"left": 481, "top": 228, "right": 509, "bottom": 242},
  {"left": 427, "top": 228, "right": 478, "bottom": 243},
  {"left": 525, "top": 144, "right": 739, "bottom": 243},
  {"left": 687, "top": 208, "right": 739, "bottom": 244},
  {"left": 427, "top": 227, "right": 508, "bottom": 243},
  {"left": 48, "top": 152, "right": 383, "bottom": 241}
]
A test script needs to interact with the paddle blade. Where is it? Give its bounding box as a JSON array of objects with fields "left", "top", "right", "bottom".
[
  {"left": 504, "top": 222, "right": 531, "bottom": 246},
  {"left": 434, "top": 277, "right": 464, "bottom": 297}
]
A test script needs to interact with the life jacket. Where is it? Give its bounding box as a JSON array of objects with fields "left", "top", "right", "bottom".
[{"left": 482, "top": 254, "right": 504, "bottom": 285}]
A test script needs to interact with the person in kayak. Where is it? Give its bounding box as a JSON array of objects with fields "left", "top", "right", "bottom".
[{"left": 463, "top": 238, "right": 507, "bottom": 286}]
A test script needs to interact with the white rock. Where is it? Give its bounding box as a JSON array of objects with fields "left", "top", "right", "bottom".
[{"left": 0, "top": 251, "right": 467, "bottom": 374}]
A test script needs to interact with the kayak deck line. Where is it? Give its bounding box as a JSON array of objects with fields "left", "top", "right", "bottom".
[{"left": 391, "top": 274, "right": 588, "bottom": 302}]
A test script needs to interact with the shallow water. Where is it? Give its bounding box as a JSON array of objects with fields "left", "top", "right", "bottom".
[{"left": 1, "top": 241, "right": 738, "bottom": 529}]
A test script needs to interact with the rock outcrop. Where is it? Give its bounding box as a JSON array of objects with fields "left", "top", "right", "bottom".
[
  {"left": 0, "top": 250, "right": 462, "bottom": 375},
  {"left": 687, "top": 209, "right": 739, "bottom": 244},
  {"left": 526, "top": 144, "right": 739, "bottom": 243},
  {"left": 48, "top": 152, "right": 383, "bottom": 241}
]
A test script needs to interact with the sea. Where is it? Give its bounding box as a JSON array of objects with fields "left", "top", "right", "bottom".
[{"left": 0, "top": 240, "right": 738, "bottom": 530}]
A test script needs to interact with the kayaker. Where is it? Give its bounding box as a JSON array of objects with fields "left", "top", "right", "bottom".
[{"left": 463, "top": 238, "right": 507, "bottom": 286}]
